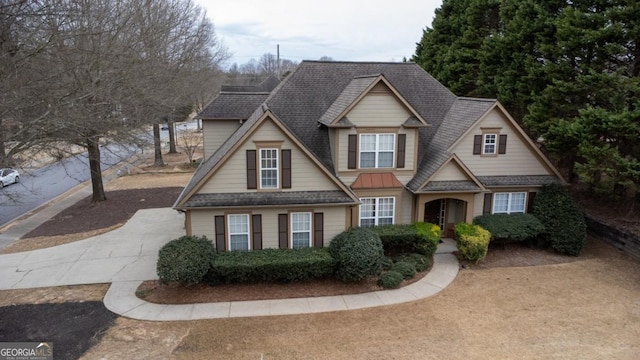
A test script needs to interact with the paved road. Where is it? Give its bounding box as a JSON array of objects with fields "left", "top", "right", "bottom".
[{"left": 0, "top": 142, "right": 140, "bottom": 227}]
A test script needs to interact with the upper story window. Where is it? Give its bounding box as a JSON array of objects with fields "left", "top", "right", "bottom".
[
  {"left": 359, "top": 134, "right": 395, "bottom": 168},
  {"left": 493, "top": 192, "right": 526, "bottom": 214},
  {"left": 260, "top": 148, "right": 278, "bottom": 189},
  {"left": 359, "top": 197, "right": 395, "bottom": 227},
  {"left": 483, "top": 134, "right": 497, "bottom": 154}
]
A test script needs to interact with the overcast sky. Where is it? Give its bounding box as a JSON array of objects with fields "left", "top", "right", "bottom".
[{"left": 196, "top": 0, "right": 443, "bottom": 67}]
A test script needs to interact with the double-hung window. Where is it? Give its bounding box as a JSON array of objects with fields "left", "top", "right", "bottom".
[
  {"left": 359, "top": 197, "right": 395, "bottom": 227},
  {"left": 260, "top": 148, "right": 278, "bottom": 189},
  {"left": 483, "top": 134, "right": 497, "bottom": 154},
  {"left": 359, "top": 134, "right": 395, "bottom": 168},
  {"left": 290, "top": 212, "right": 312, "bottom": 248},
  {"left": 493, "top": 192, "right": 526, "bottom": 214},
  {"left": 228, "top": 214, "right": 250, "bottom": 251}
]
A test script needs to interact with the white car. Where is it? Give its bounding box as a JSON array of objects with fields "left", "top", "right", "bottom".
[{"left": 0, "top": 168, "right": 20, "bottom": 188}]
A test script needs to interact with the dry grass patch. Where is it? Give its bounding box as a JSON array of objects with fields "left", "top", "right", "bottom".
[
  {"left": 0, "top": 284, "right": 109, "bottom": 306},
  {"left": 82, "top": 241, "right": 640, "bottom": 359},
  {"left": 105, "top": 172, "right": 193, "bottom": 191}
]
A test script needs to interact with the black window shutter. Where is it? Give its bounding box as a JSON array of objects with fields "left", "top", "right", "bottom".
[
  {"left": 348, "top": 134, "right": 357, "bottom": 169},
  {"left": 483, "top": 193, "right": 493, "bottom": 215},
  {"left": 527, "top": 192, "right": 536, "bottom": 213},
  {"left": 396, "top": 134, "right": 406, "bottom": 168},
  {"left": 282, "top": 149, "right": 292, "bottom": 189},
  {"left": 278, "top": 214, "right": 288, "bottom": 249},
  {"left": 252, "top": 214, "right": 262, "bottom": 250},
  {"left": 314, "top": 212, "right": 324, "bottom": 248},
  {"left": 473, "top": 135, "right": 482, "bottom": 155},
  {"left": 498, "top": 134, "right": 508, "bottom": 154},
  {"left": 214, "top": 215, "right": 226, "bottom": 252},
  {"left": 246, "top": 150, "right": 257, "bottom": 189}
]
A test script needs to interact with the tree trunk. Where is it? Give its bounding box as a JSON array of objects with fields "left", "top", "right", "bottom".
[
  {"left": 153, "top": 123, "right": 164, "bottom": 166},
  {"left": 167, "top": 121, "right": 177, "bottom": 153},
  {"left": 0, "top": 118, "right": 6, "bottom": 167},
  {"left": 87, "top": 136, "right": 106, "bottom": 202}
]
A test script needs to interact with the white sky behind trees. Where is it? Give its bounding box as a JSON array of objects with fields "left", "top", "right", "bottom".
[{"left": 196, "top": 0, "right": 442, "bottom": 67}]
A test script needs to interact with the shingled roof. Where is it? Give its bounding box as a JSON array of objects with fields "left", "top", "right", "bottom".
[
  {"left": 196, "top": 92, "right": 269, "bottom": 120},
  {"left": 407, "top": 97, "right": 496, "bottom": 192},
  {"left": 264, "top": 61, "right": 457, "bottom": 172}
]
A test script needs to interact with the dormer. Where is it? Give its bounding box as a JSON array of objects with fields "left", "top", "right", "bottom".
[{"left": 321, "top": 74, "right": 428, "bottom": 184}]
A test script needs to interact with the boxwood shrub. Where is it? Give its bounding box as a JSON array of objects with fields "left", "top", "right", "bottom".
[
  {"left": 390, "top": 261, "right": 417, "bottom": 280},
  {"left": 371, "top": 222, "right": 440, "bottom": 257},
  {"left": 531, "top": 184, "right": 587, "bottom": 256},
  {"left": 329, "top": 227, "right": 384, "bottom": 282},
  {"left": 395, "top": 253, "right": 432, "bottom": 272},
  {"left": 454, "top": 223, "right": 490, "bottom": 262},
  {"left": 207, "top": 247, "right": 334, "bottom": 284},
  {"left": 157, "top": 235, "right": 215, "bottom": 285},
  {"left": 473, "top": 213, "right": 545, "bottom": 243},
  {"left": 378, "top": 271, "right": 404, "bottom": 289}
]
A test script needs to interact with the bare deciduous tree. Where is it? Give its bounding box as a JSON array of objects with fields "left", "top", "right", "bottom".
[{"left": 0, "top": 0, "right": 228, "bottom": 202}]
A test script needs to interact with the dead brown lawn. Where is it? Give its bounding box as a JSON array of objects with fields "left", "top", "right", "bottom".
[{"left": 78, "top": 238, "right": 640, "bottom": 360}]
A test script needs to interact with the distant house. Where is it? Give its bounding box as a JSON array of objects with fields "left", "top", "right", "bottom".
[{"left": 174, "top": 61, "right": 564, "bottom": 251}]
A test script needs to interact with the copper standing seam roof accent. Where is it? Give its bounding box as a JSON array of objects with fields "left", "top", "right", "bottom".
[{"left": 351, "top": 173, "right": 404, "bottom": 189}]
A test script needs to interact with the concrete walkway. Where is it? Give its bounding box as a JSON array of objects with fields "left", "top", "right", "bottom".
[{"left": 0, "top": 207, "right": 459, "bottom": 321}]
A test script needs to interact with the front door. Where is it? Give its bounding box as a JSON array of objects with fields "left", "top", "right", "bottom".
[{"left": 424, "top": 200, "right": 441, "bottom": 224}]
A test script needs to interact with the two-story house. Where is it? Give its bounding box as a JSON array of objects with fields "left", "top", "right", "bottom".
[{"left": 173, "top": 61, "right": 564, "bottom": 251}]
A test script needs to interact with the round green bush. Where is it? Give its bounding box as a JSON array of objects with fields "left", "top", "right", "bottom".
[
  {"left": 390, "top": 261, "right": 417, "bottom": 280},
  {"left": 395, "top": 253, "right": 432, "bottom": 272},
  {"left": 381, "top": 256, "right": 394, "bottom": 271},
  {"left": 329, "top": 227, "right": 384, "bottom": 282},
  {"left": 378, "top": 271, "right": 404, "bottom": 289},
  {"left": 157, "top": 235, "right": 214, "bottom": 285}
]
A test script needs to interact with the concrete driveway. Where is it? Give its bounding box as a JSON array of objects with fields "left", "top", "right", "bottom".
[{"left": 0, "top": 208, "right": 184, "bottom": 290}]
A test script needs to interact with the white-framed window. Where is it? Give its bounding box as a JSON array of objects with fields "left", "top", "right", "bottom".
[
  {"left": 291, "top": 212, "right": 312, "bottom": 248},
  {"left": 259, "top": 148, "right": 278, "bottom": 189},
  {"left": 359, "top": 197, "right": 395, "bottom": 227},
  {"left": 359, "top": 134, "right": 395, "bottom": 168},
  {"left": 227, "top": 214, "right": 250, "bottom": 251},
  {"left": 493, "top": 192, "right": 526, "bottom": 214},
  {"left": 483, "top": 134, "right": 497, "bottom": 154}
]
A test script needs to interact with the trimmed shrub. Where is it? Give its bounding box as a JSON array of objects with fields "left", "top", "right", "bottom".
[
  {"left": 329, "top": 227, "right": 384, "bottom": 282},
  {"left": 390, "top": 261, "right": 417, "bottom": 280},
  {"left": 381, "top": 256, "right": 394, "bottom": 271},
  {"left": 454, "top": 223, "right": 490, "bottom": 262},
  {"left": 473, "top": 213, "right": 545, "bottom": 243},
  {"left": 378, "top": 271, "right": 404, "bottom": 289},
  {"left": 157, "top": 236, "right": 214, "bottom": 285},
  {"left": 531, "top": 184, "right": 587, "bottom": 256},
  {"left": 413, "top": 222, "right": 440, "bottom": 257},
  {"left": 207, "top": 247, "right": 334, "bottom": 284},
  {"left": 395, "top": 253, "right": 432, "bottom": 272},
  {"left": 371, "top": 222, "right": 439, "bottom": 257}
]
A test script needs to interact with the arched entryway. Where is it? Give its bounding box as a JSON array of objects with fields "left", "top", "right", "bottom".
[{"left": 423, "top": 198, "right": 467, "bottom": 238}]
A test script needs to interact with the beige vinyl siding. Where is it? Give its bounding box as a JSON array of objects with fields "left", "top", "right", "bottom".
[
  {"left": 202, "top": 120, "right": 241, "bottom": 158},
  {"left": 198, "top": 119, "right": 340, "bottom": 194},
  {"left": 188, "top": 206, "right": 348, "bottom": 249},
  {"left": 472, "top": 193, "right": 486, "bottom": 218},
  {"left": 454, "top": 109, "right": 553, "bottom": 176},
  {"left": 190, "top": 209, "right": 217, "bottom": 241},
  {"left": 347, "top": 92, "right": 411, "bottom": 127},
  {"left": 335, "top": 128, "right": 417, "bottom": 176},
  {"left": 430, "top": 161, "right": 470, "bottom": 181},
  {"left": 398, "top": 189, "right": 414, "bottom": 224}
]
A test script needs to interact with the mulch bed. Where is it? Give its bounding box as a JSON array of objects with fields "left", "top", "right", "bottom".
[
  {"left": 0, "top": 301, "right": 117, "bottom": 359},
  {"left": 23, "top": 187, "right": 183, "bottom": 238}
]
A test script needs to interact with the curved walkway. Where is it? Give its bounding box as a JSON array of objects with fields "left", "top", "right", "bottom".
[{"left": 0, "top": 208, "right": 459, "bottom": 321}]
